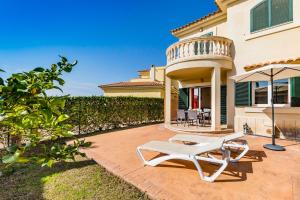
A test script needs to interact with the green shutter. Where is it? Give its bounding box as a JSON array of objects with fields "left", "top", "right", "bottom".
[
  {"left": 289, "top": 0, "right": 293, "bottom": 21},
  {"left": 291, "top": 77, "right": 300, "bottom": 107},
  {"left": 271, "top": 0, "right": 292, "bottom": 26},
  {"left": 221, "top": 86, "right": 227, "bottom": 125},
  {"left": 178, "top": 88, "right": 189, "bottom": 110},
  {"left": 251, "top": 0, "right": 269, "bottom": 32},
  {"left": 235, "top": 82, "right": 252, "bottom": 106},
  {"left": 251, "top": 0, "right": 293, "bottom": 33}
]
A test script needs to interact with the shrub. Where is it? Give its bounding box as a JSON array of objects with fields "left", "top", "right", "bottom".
[{"left": 64, "top": 96, "right": 164, "bottom": 134}]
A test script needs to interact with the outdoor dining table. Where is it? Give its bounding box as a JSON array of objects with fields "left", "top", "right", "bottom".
[{"left": 184, "top": 110, "right": 210, "bottom": 127}]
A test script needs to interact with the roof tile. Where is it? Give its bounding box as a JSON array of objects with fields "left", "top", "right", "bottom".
[
  {"left": 100, "top": 81, "right": 164, "bottom": 88},
  {"left": 244, "top": 57, "right": 300, "bottom": 71},
  {"left": 171, "top": 1, "right": 222, "bottom": 34}
]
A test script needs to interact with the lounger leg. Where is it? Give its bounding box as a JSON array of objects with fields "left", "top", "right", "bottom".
[
  {"left": 136, "top": 147, "right": 147, "bottom": 165},
  {"left": 191, "top": 156, "right": 204, "bottom": 180},
  {"left": 137, "top": 147, "right": 229, "bottom": 182},
  {"left": 195, "top": 149, "right": 230, "bottom": 182},
  {"left": 137, "top": 147, "right": 194, "bottom": 167},
  {"left": 224, "top": 141, "right": 249, "bottom": 162}
]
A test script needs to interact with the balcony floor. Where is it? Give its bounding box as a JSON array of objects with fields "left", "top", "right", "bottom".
[
  {"left": 81, "top": 124, "right": 300, "bottom": 200},
  {"left": 167, "top": 122, "right": 233, "bottom": 134}
]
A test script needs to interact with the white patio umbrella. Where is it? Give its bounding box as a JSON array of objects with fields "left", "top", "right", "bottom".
[{"left": 231, "top": 64, "right": 300, "bottom": 151}]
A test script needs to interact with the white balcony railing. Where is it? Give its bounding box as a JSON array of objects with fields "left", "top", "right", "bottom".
[{"left": 166, "top": 36, "right": 233, "bottom": 65}]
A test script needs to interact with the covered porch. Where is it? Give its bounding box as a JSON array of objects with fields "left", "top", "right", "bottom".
[
  {"left": 164, "top": 36, "right": 234, "bottom": 133},
  {"left": 165, "top": 67, "right": 232, "bottom": 133}
]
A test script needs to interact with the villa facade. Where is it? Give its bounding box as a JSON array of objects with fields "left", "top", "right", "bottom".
[
  {"left": 100, "top": 66, "right": 165, "bottom": 98},
  {"left": 165, "top": 0, "right": 300, "bottom": 139}
]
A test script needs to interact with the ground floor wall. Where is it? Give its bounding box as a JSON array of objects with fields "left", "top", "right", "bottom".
[
  {"left": 234, "top": 107, "right": 300, "bottom": 140},
  {"left": 103, "top": 88, "right": 165, "bottom": 98}
]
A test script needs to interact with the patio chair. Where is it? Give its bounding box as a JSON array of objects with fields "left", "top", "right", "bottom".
[
  {"left": 187, "top": 110, "right": 199, "bottom": 127},
  {"left": 176, "top": 109, "right": 186, "bottom": 126},
  {"left": 168, "top": 132, "right": 249, "bottom": 163},
  {"left": 197, "top": 109, "right": 204, "bottom": 126},
  {"left": 136, "top": 139, "right": 230, "bottom": 182},
  {"left": 202, "top": 108, "right": 211, "bottom": 126}
]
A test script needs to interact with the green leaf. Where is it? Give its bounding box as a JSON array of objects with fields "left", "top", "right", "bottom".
[
  {"left": 2, "top": 150, "right": 21, "bottom": 164},
  {"left": 0, "top": 78, "right": 4, "bottom": 85},
  {"left": 53, "top": 86, "right": 63, "bottom": 93},
  {"left": 51, "top": 64, "right": 57, "bottom": 72},
  {"left": 64, "top": 66, "right": 72, "bottom": 73},
  {"left": 6, "top": 145, "right": 18, "bottom": 154},
  {"left": 17, "top": 88, "right": 28, "bottom": 93},
  {"left": 17, "top": 157, "right": 30, "bottom": 163},
  {"left": 57, "top": 114, "right": 69, "bottom": 123},
  {"left": 33, "top": 67, "right": 45, "bottom": 72},
  {"left": 56, "top": 78, "right": 65, "bottom": 85},
  {"left": 61, "top": 131, "right": 74, "bottom": 137},
  {"left": 71, "top": 60, "right": 78, "bottom": 66},
  {"left": 79, "top": 140, "right": 92, "bottom": 148},
  {"left": 59, "top": 56, "right": 68, "bottom": 63},
  {"left": 47, "top": 159, "right": 55, "bottom": 167},
  {"left": 2, "top": 154, "right": 17, "bottom": 164}
]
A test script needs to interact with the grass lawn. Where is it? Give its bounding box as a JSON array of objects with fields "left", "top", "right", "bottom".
[{"left": 0, "top": 156, "right": 149, "bottom": 200}]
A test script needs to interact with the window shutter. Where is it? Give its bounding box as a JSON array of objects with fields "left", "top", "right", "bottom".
[
  {"left": 235, "top": 82, "right": 252, "bottom": 106},
  {"left": 291, "top": 77, "right": 300, "bottom": 107},
  {"left": 251, "top": 0, "right": 269, "bottom": 32},
  {"left": 178, "top": 88, "right": 189, "bottom": 110},
  {"left": 221, "top": 86, "right": 227, "bottom": 124},
  {"left": 271, "top": 0, "right": 292, "bottom": 26}
]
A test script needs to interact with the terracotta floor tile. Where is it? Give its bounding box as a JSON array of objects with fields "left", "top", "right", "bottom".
[{"left": 81, "top": 124, "right": 300, "bottom": 200}]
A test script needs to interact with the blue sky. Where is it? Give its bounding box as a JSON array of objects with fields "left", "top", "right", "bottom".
[{"left": 0, "top": 0, "right": 216, "bottom": 96}]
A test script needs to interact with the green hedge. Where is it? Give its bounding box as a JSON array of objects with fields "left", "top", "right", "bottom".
[{"left": 64, "top": 96, "right": 164, "bottom": 134}]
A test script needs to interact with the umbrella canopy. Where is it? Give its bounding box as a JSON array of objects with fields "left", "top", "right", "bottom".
[
  {"left": 231, "top": 64, "right": 300, "bottom": 82},
  {"left": 230, "top": 64, "right": 300, "bottom": 151}
]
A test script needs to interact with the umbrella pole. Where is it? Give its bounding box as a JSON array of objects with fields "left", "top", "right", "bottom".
[
  {"left": 271, "top": 72, "right": 275, "bottom": 145},
  {"left": 263, "top": 68, "right": 286, "bottom": 151}
]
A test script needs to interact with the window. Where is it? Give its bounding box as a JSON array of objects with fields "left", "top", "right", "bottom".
[
  {"left": 254, "top": 81, "right": 268, "bottom": 104},
  {"left": 251, "top": 0, "right": 293, "bottom": 32},
  {"left": 273, "top": 79, "right": 289, "bottom": 104},
  {"left": 254, "top": 79, "right": 289, "bottom": 105}
]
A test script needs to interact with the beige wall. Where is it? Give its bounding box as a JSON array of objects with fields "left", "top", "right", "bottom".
[
  {"left": 180, "top": 20, "right": 228, "bottom": 40},
  {"left": 227, "top": 0, "right": 300, "bottom": 74},
  {"left": 103, "top": 88, "right": 165, "bottom": 98},
  {"left": 228, "top": 0, "right": 300, "bottom": 137},
  {"left": 170, "top": 0, "right": 300, "bottom": 134},
  {"left": 235, "top": 107, "right": 300, "bottom": 139},
  {"left": 130, "top": 66, "right": 165, "bottom": 83},
  {"left": 154, "top": 67, "right": 165, "bottom": 82}
]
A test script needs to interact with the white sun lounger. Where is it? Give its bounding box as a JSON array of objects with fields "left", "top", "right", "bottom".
[
  {"left": 136, "top": 139, "right": 230, "bottom": 182},
  {"left": 169, "top": 132, "right": 249, "bottom": 162}
]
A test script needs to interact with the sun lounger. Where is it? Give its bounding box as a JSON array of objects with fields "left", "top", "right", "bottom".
[
  {"left": 136, "top": 139, "right": 230, "bottom": 182},
  {"left": 168, "top": 132, "right": 249, "bottom": 162}
]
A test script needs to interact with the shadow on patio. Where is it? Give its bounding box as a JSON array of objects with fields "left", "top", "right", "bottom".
[{"left": 82, "top": 124, "right": 300, "bottom": 200}]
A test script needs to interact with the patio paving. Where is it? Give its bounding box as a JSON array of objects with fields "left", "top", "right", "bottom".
[{"left": 82, "top": 124, "right": 300, "bottom": 200}]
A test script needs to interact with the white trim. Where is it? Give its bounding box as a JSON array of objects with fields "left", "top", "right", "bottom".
[{"left": 252, "top": 79, "right": 290, "bottom": 107}]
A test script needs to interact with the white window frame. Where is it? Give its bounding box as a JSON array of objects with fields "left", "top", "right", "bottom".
[{"left": 252, "top": 79, "right": 291, "bottom": 107}]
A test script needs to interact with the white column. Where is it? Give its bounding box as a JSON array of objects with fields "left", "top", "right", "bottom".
[
  {"left": 226, "top": 71, "right": 235, "bottom": 129},
  {"left": 165, "top": 76, "right": 172, "bottom": 125},
  {"left": 211, "top": 67, "right": 221, "bottom": 131},
  {"left": 189, "top": 88, "right": 192, "bottom": 110}
]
